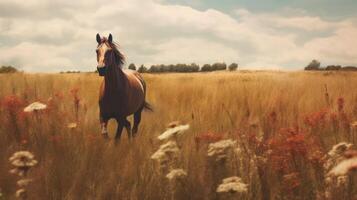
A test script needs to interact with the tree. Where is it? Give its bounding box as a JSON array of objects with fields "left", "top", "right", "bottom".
[
  {"left": 138, "top": 65, "right": 147, "bottom": 73},
  {"left": 201, "top": 64, "right": 212, "bottom": 72},
  {"left": 341, "top": 66, "right": 357, "bottom": 71},
  {"left": 148, "top": 65, "right": 160, "bottom": 73},
  {"left": 0, "top": 65, "right": 18, "bottom": 73},
  {"left": 305, "top": 60, "right": 321, "bottom": 70},
  {"left": 212, "top": 63, "right": 227, "bottom": 71},
  {"left": 128, "top": 63, "right": 136, "bottom": 71},
  {"left": 189, "top": 63, "right": 200, "bottom": 72},
  {"left": 228, "top": 63, "right": 238, "bottom": 71},
  {"left": 325, "top": 65, "right": 341, "bottom": 71}
]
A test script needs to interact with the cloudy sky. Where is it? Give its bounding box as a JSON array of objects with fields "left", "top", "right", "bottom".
[{"left": 0, "top": 0, "right": 357, "bottom": 72}]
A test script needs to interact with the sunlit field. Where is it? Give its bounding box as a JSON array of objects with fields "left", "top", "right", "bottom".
[{"left": 0, "top": 71, "right": 356, "bottom": 200}]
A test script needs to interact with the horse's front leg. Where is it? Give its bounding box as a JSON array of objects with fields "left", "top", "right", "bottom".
[
  {"left": 114, "top": 121, "right": 124, "bottom": 145},
  {"left": 123, "top": 119, "right": 132, "bottom": 139},
  {"left": 100, "top": 118, "right": 109, "bottom": 139},
  {"left": 115, "top": 118, "right": 132, "bottom": 140},
  {"left": 115, "top": 117, "right": 127, "bottom": 141}
]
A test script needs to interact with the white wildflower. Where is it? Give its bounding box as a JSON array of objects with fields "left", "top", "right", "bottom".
[
  {"left": 167, "top": 121, "right": 181, "bottom": 128},
  {"left": 151, "top": 141, "right": 180, "bottom": 161},
  {"left": 234, "top": 147, "right": 243, "bottom": 156},
  {"left": 151, "top": 150, "right": 166, "bottom": 161},
  {"left": 351, "top": 121, "right": 357, "bottom": 128},
  {"left": 9, "top": 151, "right": 37, "bottom": 168},
  {"left": 158, "top": 124, "right": 189, "bottom": 141},
  {"left": 17, "top": 179, "right": 33, "bottom": 187},
  {"left": 216, "top": 176, "right": 248, "bottom": 194},
  {"left": 67, "top": 122, "right": 77, "bottom": 129},
  {"left": 328, "top": 157, "right": 357, "bottom": 176},
  {"left": 336, "top": 176, "right": 348, "bottom": 186},
  {"left": 9, "top": 151, "right": 37, "bottom": 177},
  {"left": 15, "top": 188, "right": 26, "bottom": 198},
  {"left": 207, "top": 139, "right": 236, "bottom": 161},
  {"left": 324, "top": 142, "right": 353, "bottom": 171},
  {"left": 166, "top": 169, "right": 187, "bottom": 180},
  {"left": 23, "top": 102, "right": 47, "bottom": 112},
  {"left": 323, "top": 143, "right": 356, "bottom": 198},
  {"left": 327, "top": 142, "right": 353, "bottom": 157}
]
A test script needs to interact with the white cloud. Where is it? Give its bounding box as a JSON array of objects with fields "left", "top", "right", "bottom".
[
  {"left": 0, "top": 0, "right": 356, "bottom": 72},
  {"left": 235, "top": 9, "right": 336, "bottom": 31}
]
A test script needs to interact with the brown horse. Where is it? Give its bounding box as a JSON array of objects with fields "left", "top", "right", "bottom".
[{"left": 95, "top": 33, "right": 151, "bottom": 140}]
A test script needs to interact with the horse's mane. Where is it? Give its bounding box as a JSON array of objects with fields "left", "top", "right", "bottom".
[
  {"left": 100, "top": 37, "right": 126, "bottom": 103},
  {"left": 101, "top": 37, "right": 125, "bottom": 68}
]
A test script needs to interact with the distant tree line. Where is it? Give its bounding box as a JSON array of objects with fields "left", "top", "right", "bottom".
[
  {"left": 304, "top": 60, "right": 357, "bottom": 71},
  {"left": 128, "top": 62, "right": 238, "bottom": 73},
  {"left": 0, "top": 65, "right": 18, "bottom": 73},
  {"left": 59, "top": 71, "right": 81, "bottom": 74}
]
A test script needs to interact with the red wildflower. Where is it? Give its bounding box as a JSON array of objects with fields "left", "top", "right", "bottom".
[
  {"left": 303, "top": 109, "right": 328, "bottom": 128},
  {"left": 1, "top": 95, "right": 24, "bottom": 113},
  {"left": 282, "top": 172, "right": 301, "bottom": 192},
  {"left": 329, "top": 112, "right": 338, "bottom": 123},
  {"left": 54, "top": 91, "right": 64, "bottom": 100},
  {"left": 49, "top": 135, "right": 63, "bottom": 143},
  {"left": 1, "top": 95, "right": 26, "bottom": 142},
  {"left": 268, "top": 127, "right": 308, "bottom": 172},
  {"left": 194, "top": 132, "right": 223, "bottom": 148},
  {"left": 20, "top": 138, "right": 29, "bottom": 146},
  {"left": 70, "top": 88, "right": 80, "bottom": 103},
  {"left": 268, "top": 111, "right": 277, "bottom": 124},
  {"left": 70, "top": 88, "right": 81, "bottom": 121},
  {"left": 86, "top": 134, "right": 99, "bottom": 144},
  {"left": 337, "top": 97, "right": 344, "bottom": 112}
]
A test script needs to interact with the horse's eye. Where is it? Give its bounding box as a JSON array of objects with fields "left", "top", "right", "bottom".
[{"left": 96, "top": 50, "right": 99, "bottom": 54}]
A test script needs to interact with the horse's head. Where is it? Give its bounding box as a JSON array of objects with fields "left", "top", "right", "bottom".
[
  {"left": 96, "top": 33, "right": 124, "bottom": 76},
  {"left": 96, "top": 33, "right": 113, "bottom": 76}
]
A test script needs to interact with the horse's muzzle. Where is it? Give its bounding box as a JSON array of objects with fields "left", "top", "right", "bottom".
[{"left": 97, "top": 66, "right": 106, "bottom": 76}]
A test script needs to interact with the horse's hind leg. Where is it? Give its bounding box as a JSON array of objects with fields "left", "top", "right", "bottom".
[{"left": 132, "top": 107, "right": 143, "bottom": 136}]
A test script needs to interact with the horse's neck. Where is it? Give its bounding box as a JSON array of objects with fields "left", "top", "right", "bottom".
[{"left": 104, "top": 65, "right": 125, "bottom": 96}]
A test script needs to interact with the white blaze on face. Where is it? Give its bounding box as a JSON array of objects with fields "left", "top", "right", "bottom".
[{"left": 96, "top": 42, "right": 111, "bottom": 68}]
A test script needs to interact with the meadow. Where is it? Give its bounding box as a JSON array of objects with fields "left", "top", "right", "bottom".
[{"left": 0, "top": 71, "right": 356, "bottom": 200}]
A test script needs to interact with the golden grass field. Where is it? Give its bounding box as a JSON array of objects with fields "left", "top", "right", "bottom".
[{"left": 0, "top": 71, "right": 356, "bottom": 200}]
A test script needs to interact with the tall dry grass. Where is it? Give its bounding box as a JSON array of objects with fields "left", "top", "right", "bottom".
[{"left": 0, "top": 71, "right": 356, "bottom": 199}]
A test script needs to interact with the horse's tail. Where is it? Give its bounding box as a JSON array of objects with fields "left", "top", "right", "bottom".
[{"left": 143, "top": 101, "right": 153, "bottom": 112}]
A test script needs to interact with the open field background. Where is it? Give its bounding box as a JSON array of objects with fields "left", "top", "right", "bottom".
[{"left": 0, "top": 71, "right": 356, "bottom": 200}]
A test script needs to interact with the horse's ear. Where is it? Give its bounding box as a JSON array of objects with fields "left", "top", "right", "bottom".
[
  {"left": 96, "top": 33, "right": 101, "bottom": 44},
  {"left": 108, "top": 33, "right": 113, "bottom": 43}
]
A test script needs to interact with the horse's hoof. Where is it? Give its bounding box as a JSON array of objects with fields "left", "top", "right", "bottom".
[{"left": 101, "top": 133, "right": 109, "bottom": 139}]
